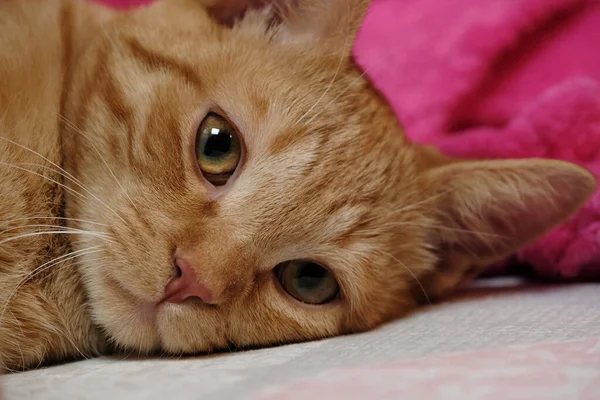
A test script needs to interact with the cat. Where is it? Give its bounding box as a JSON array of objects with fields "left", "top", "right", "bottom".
[{"left": 0, "top": 0, "right": 595, "bottom": 372}]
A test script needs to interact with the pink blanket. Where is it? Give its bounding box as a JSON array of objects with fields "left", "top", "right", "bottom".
[
  {"left": 100, "top": 0, "right": 600, "bottom": 280},
  {"left": 355, "top": 0, "right": 600, "bottom": 280}
]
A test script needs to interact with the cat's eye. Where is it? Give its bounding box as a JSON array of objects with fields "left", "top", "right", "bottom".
[
  {"left": 275, "top": 261, "right": 339, "bottom": 305},
  {"left": 196, "top": 113, "right": 242, "bottom": 186}
]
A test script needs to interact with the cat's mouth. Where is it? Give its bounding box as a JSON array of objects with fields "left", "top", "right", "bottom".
[
  {"left": 105, "top": 274, "right": 162, "bottom": 322},
  {"left": 101, "top": 274, "right": 183, "bottom": 351},
  {"left": 139, "top": 303, "right": 159, "bottom": 325}
]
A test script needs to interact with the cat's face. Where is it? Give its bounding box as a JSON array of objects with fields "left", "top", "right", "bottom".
[
  {"left": 63, "top": 0, "right": 431, "bottom": 353},
  {"left": 62, "top": 0, "right": 595, "bottom": 354}
]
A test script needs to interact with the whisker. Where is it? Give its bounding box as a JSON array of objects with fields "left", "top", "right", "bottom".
[
  {"left": 7, "top": 162, "right": 86, "bottom": 197},
  {"left": 60, "top": 116, "right": 140, "bottom": 213},
  {"left": 0, "top": 231, "right": 116, "bottom": 247},
  {"left": 7, "top": 310, "right": 25, "bottom": 371},
  {"left": 374, "top": 249, "right": 431, "bottom": 305},
  {"left": 394, "top": 192, "right": 447, "bottom": 214},
  {"left": 0, "top": 216, "right": 108, "bottom": 228},
  {"left": 364, "top": 221, "right": 509, "bottom": 239},
  {"left": 48, "top": 323, "right": 92, "bottom": 362},
  {"left": 0, "top": 135, "right": 83, "bottom": 188},
  {"left": 0, "top": 224, "right": 114, "bottom": 238},
  {"left": 1, "top": 121, "right": 131, "bottom": 226},
  {"left": 0, "top": 247, "right": 103, "bottom": 323},
  {"left": 0, "top": 161, "right": 89, "bottom": 199},
  {"left": 0, "top": 161, "right": 128, "bottom": 225},
  {"left": 358, "top": 192, "right": 446, "bottom": 227},
  {"left": 8, "top": 161, "right": 123, "bottom": 222},
  {"left": 302, "top": 44, "right": 411, "bottom": 126},
  {"left": 294, "top": 1, "right": 353, "bottom": 126}
]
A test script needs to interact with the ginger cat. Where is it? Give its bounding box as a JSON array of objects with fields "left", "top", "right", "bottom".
[{"left": 0, "top": 0, "right": 595, "bottom": 372}]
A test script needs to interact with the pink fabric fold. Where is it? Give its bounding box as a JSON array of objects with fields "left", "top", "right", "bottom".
[{"left": 355, "top": 0, "right": 600, "bottom": 279}]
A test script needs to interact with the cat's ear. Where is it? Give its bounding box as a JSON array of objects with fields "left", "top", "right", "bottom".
[
  {"left": 199, "top": 0, "right": 268, "bottom": 25},
  {"left": 204, "top": 0, "right": 371, "bottom": 54},
  {"left": 420, "top": 159, "right": 595, "bottom": 298},
  {"left": 428, "top": 159, "right": 596, "bottom": 262},
  {"left": 274, "top": 0, "right": 371, "bottom": 51}
]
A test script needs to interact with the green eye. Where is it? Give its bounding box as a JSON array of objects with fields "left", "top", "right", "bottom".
[
  {"left": 196, "top": 113, "right": 242, "bottom": 186},
  {"left": 276, "top": 261, "right": 339, "bottom": 305}
]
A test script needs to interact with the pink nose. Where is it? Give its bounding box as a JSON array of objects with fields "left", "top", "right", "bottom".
[{"left": 162, "top": 257, "right": 214, "bottom": 304}]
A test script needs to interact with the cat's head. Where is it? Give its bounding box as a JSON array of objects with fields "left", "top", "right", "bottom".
[{"left": 62, "top": 0, "right": 595, "bottom": 354}]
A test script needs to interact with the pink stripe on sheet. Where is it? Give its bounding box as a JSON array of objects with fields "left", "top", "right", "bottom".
[{"left": 255, "top": 338, "right": 600, "bottom": 400}]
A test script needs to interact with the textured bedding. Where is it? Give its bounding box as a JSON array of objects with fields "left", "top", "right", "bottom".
[{"left": 4, "top": 278, "right": 600, "bottom": 399}]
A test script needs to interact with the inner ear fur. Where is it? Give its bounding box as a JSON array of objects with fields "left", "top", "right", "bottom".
[
  {"left": 418, "top": 158, "right": 596, "bottom": 300},
  {"left": 200, "top": 0, "right": 372, "bottom": 54},
  {"left": 197, "top": 0, "right": 268, "bottom": 25}
]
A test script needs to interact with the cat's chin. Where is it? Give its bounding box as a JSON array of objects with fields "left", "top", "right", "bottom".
[
  {"left": 97, "top": 279, "right": 218, "bottom": 355},
  {"left": 83, "top": 271, "right": 163, "bottom": 353},
  {"left": 152, "top": 302, "right": 224, "bottom": 355},
  {"left": 86, "top": 261, "right": 236, "bottom": 355}
]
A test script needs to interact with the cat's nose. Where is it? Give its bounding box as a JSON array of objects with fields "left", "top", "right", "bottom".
[{"left": 162, "top": 257, "right": 215, "bottom": 305}]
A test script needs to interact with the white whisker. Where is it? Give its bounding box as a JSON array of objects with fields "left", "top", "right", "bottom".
[
  {"left": 0, "top": 135, "right": 83, "bottom": 187},
  {"left": 0, "top": 224, "right": 113, "bottom": 238},
  {"left": 0, "top": 161, "right": 128, "bottom": 225},
  {"left": 375, "top": 249, "right": 431, "bottom": 305},
  {"left": 358, "top": 193, "right": 445, "bottom": 227},
  {"left": 46, "top": 322, "right": 92, "bottom": 362},
  {"left": 8, "top": 161, "right": 125, "bottom": 222},
  {"left": 7, "top": 310, "right": 25, "bottom": 371},
  {"left": 0, "top": 247, "right": 103, "bottom": 325},
  {"left": 60, "top": 116, "right": 140, "bottom": 213},
  {"left": 295, "top": 1, "right": 353, "bottom": 126},
  {"left": 0, "top": 231, "right": 116, "bottom": 247},
  {"left": 0, "top": 216, "right": 108, "bottom": 228},
  {"left": 364, "top": 221, "right": 508, "bottom": 239},
  {"left": 303, "top": 44, "right": 410, "bottom": 126}
]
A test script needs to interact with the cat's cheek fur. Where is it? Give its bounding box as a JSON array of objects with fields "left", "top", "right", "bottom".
[
  {"left": 79, "top": 257, "right": 162, "bottom": 352},
  {"left": 96, "top": 258, "right": 346, "bottom": 354}
]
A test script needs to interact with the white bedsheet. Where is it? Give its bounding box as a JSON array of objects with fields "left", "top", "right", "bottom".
[{"left": 4, "top": 278, "right": 600, "bottom": 399}]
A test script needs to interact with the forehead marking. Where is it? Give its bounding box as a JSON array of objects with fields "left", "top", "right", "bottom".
[{"left": 123, "top": 37, "right": 203, "bottom": 91}]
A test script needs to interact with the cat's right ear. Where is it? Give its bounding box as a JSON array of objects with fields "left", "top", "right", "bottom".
[
  {"left": 199, "top": 0, "right": 268, "bottom": 25},
  {"left": 204, "top": 0, "right": 372, "bottom": 56},
  {"left": 273, "top": 0, "right": 371, "bottom": 53}
]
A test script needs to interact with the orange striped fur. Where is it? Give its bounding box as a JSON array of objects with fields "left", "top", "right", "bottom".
[{"left": 0, "top": 0, "right": 595, "bottom": 371}]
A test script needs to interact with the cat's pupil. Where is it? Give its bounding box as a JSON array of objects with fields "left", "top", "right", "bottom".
[
  {"left": 204, "top": 130, "right": 232, "bottom": 158},
  {"left": 295, "top": 263, "right": 327, "bottom": 290}
]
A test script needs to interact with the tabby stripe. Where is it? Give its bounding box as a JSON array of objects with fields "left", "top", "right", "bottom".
[
  {"left": 123, "top": 38, "right": 203, "bottom": 91},
  {"left": 99, "top": 60, "right": 137, "bottom": 165},
  {"left": 59, "top": 1, "right": 73, "bottom": 113},
  {"left": 58, "top": 1, "right": 74, "bottom": 211}
]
